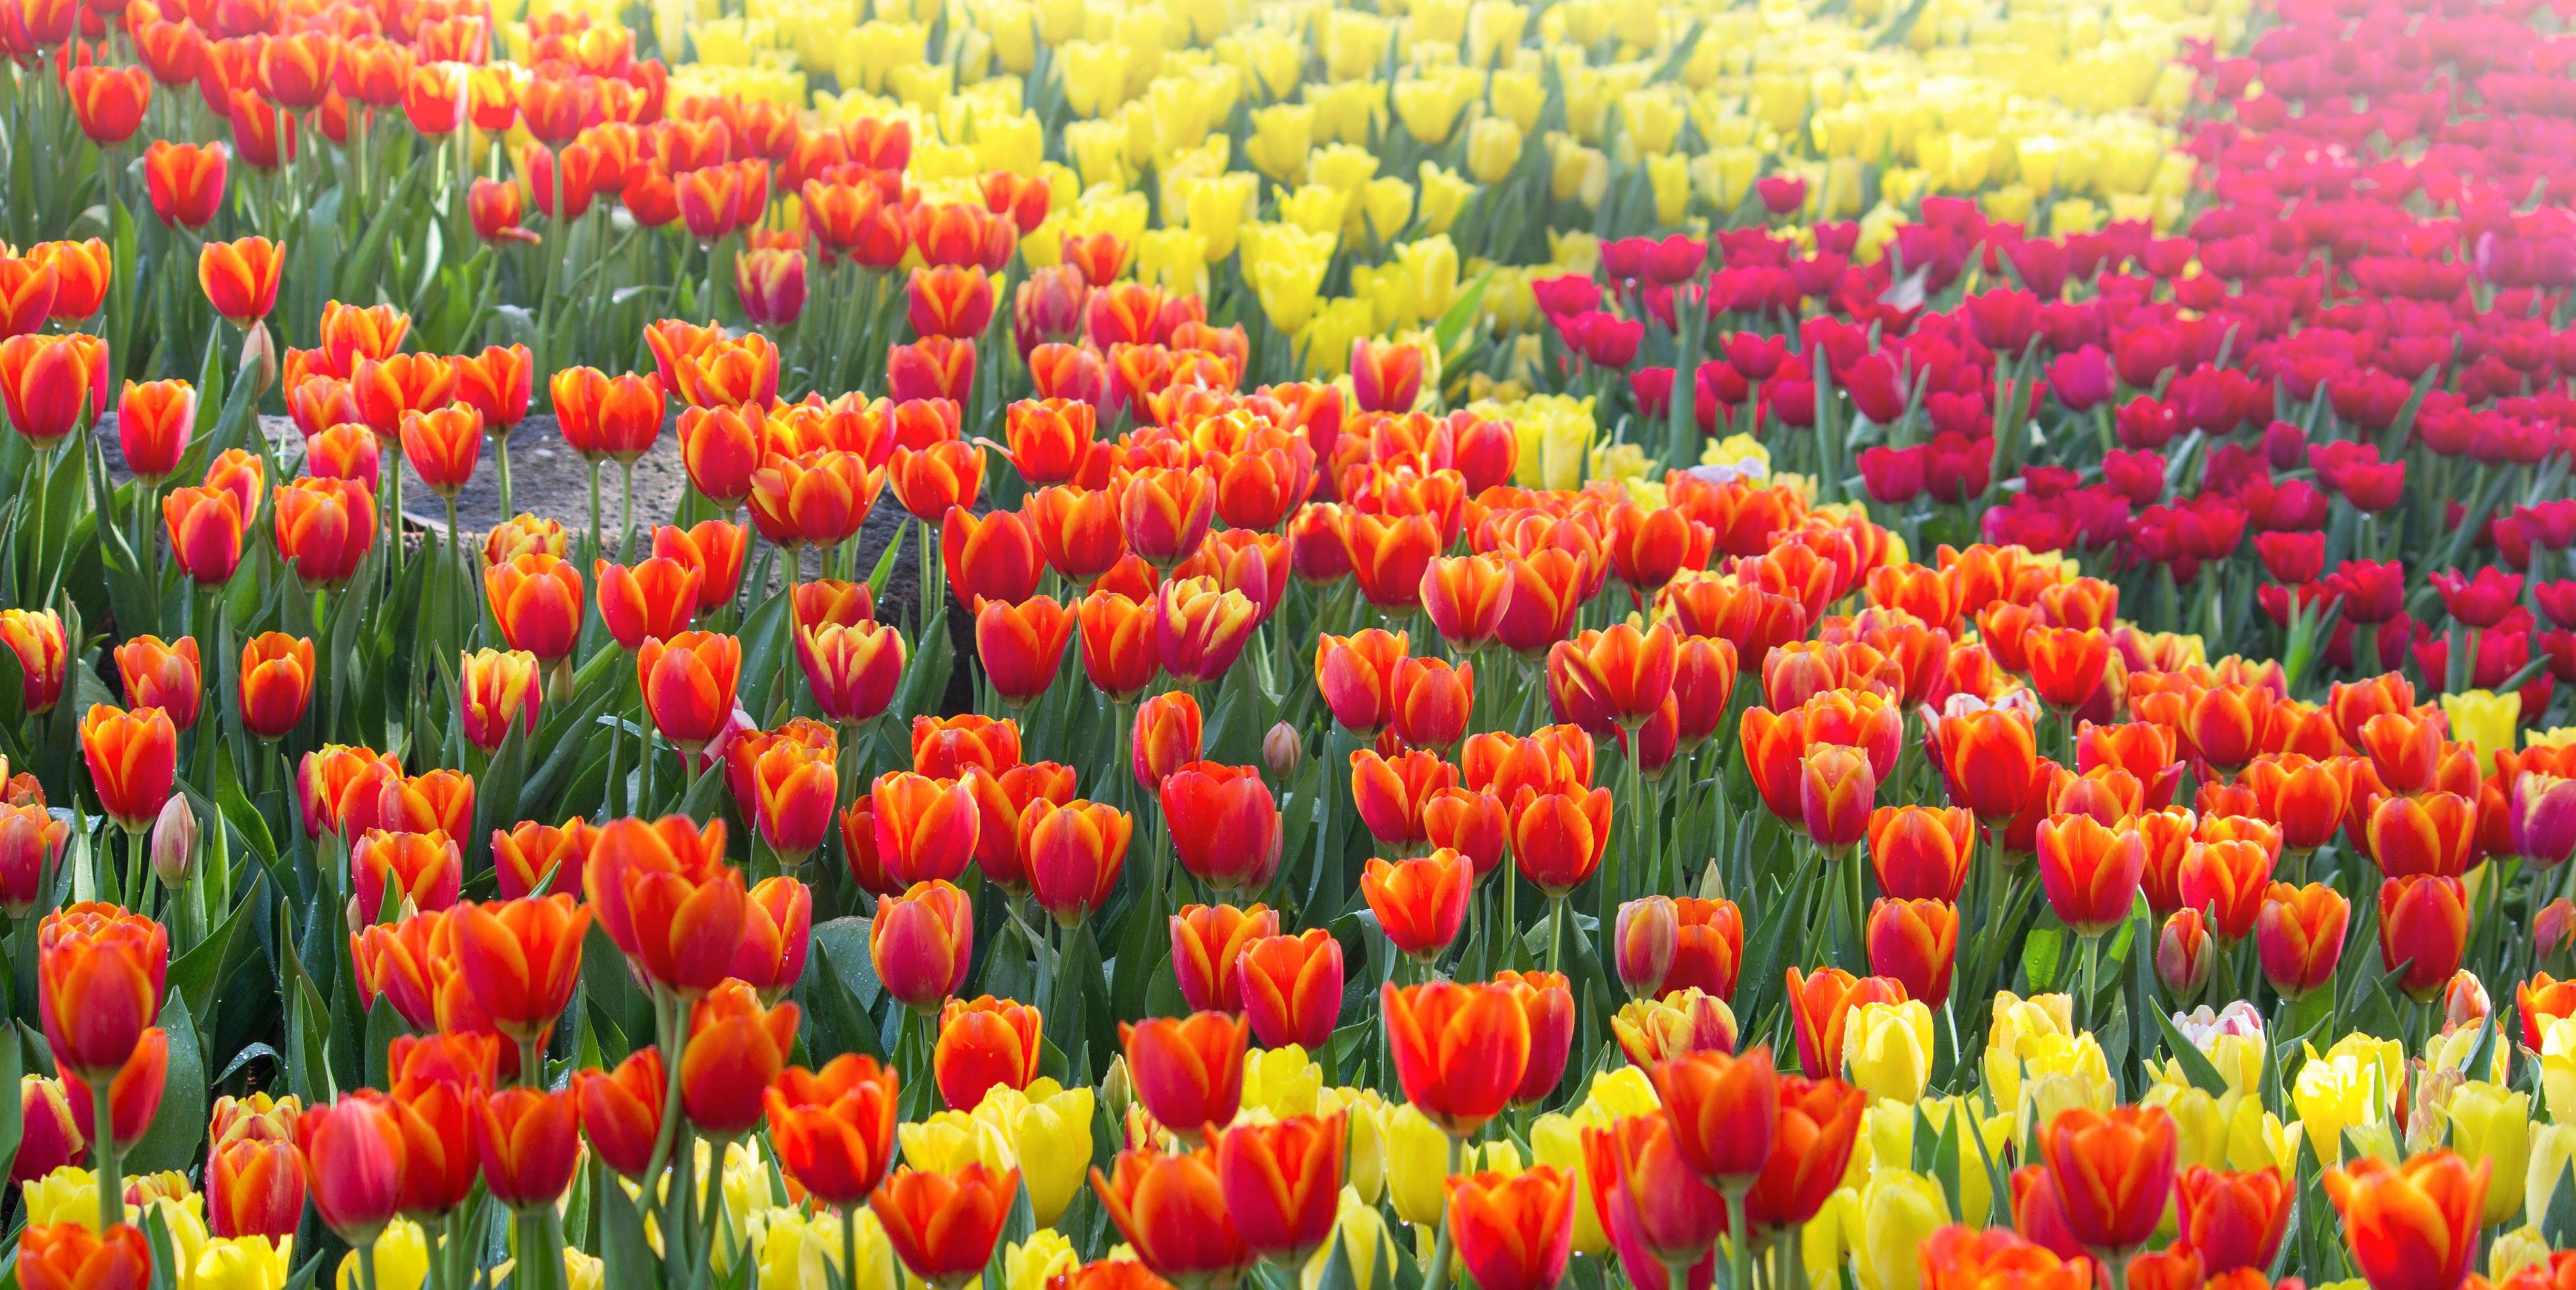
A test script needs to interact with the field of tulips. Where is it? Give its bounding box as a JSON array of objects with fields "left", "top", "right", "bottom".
[{"left": 14, "top": 0, "right": 2576, "bottom": 1285}]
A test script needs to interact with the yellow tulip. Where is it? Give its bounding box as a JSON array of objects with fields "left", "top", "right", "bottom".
[
  {"left": 1545, "top": 228, "right": 1601, "bottom": 275},
  {"left": 1480, "top": 392, "right": 1596, "bottom": 491},
  {"left": 2446, "top": 1081, "right": 2531, "bottom": 1226},
  {"left": 2529, "top": 1123, "right": 2576, "bottom": 1226},
  {"left": 1488, "top": 69, "right": 1543, "bottom": 132},
  {"left": 1064, "top": 120, "right": 1131, "bottom": 190},
  {"left": 1282, "top": 184, "right": 1352, "bottom": 237},
  {"left": 900, "top": 1109, "right": 1019, "bottom": 1175},
  {"left": 2217, "top": 1094, "right": 2300, "bottom": 1175},
  {"left": 1854, "top": 1171, "right": 1949, "bottom": 1290},
  {"left": 1981, "top": 992, "right": 2077, "bottom": 1111},
  {"left": 1006, "top": 1231, "right": 1079, "bottom": 1290},
  {"left": 337, "top": 1221, "right": 430, "bottom": 1290},
  {"left": 1395, "top": 76, "right": 1473, "bottom": 145},
  {"left": 1802, "top": 1187, "right": 1862, "bottom": 1287},
  {"left": 2494, "top": 1227, "right": 2552, "bottom": 1283},
  {"left": 1306, "top": 80, "right": 1385, "bottom": 147},
  {"left": 2140, "top": 1080, "right": 2228, "bottom": 1172},
  {"left": 2442, "top": 690, "right": 2521, "bottom": 777},
  {"left": 2294, "top": 1041, "right": 2393, "bottom": 1166},
  {"left": 1321, "top": 11, "right": 1389, "bottom": 80},
  {"left": 2016, "top": 1034, "right": 2115, "bottom": 1139},
  {"left": 1384, "top": 1104, "right": 1460, "bottom": 1226},
  {"left": 1358, "top": 178, "right": 1417, "bottom": 242},
  {"left": 1648, "top": 153, "right": 1691, "bottom": 225},
  {"left": 1416, "top": 164, "right": 1476, "bottom": 235},
  {"left": 1317, "top": 1087, "right": 1391, "bottom": 1205},
  {"left": 1466, "top": 116, "right": 1524, "bottom": 184},
  {"left": 1246, "top": 104, "right": 1315, "bottom": 181},
  {"left": 1297, "top": 297, "right": 1377, "bottom": 378},
  {"left": 987, "top": 1, "right": 1040, "bottom": 72},
  {"left": 197, "top": 1239, "right": 293, "bottom": 1290},
  {"left": 977, "top": 1082, "right": 1095, "bottom": 1227},
  {"left": 1216, "top": 31, "right": 1301, "bottom": 101},
  {"left": 1547, "top": 135, "right": 1608, "bottom": 206},
  {"left": 1390, "top": 236, "right": 1460, "bottom": 324},
  {"left": 1178, "top": 172, "right": 1255, "bottom": 261},
  {"left": 1619, "top": 89, "right": 1684, "bottom": 156},
  {"left": 749, "top": 1206, "right": 897, "bottom": 1290},
  {"left": 1245, "top": 1046, "right": 1325, "bottom": 1118},
  {"left": 1466, "top": 1, "right": 1525, "bottom": 66},
  {"left": 1302, "top": 1191, "right": 1398, "bottom": 1290}
]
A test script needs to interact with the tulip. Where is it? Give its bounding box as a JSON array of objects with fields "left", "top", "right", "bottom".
[
  {"left": 1023, "top": 799, "right": 1133, "bottom": 927},
  {"left": 238, "top": 632, "right": 316, "bottom": 740},
  {"left": 682, "top": 979, "right": 799, "bottom": 1137},
  {"left": 163, "top": 487, "right": 246, "bottom": 585},
  {"left": 1027, "top": 484, "right": 1129, "bottom": 581},
  {"left": 1361, "top": 850, "right": 1473, "bottom": 962},
  {"left": 1162, "top": 763, "right": 1283, "bottom": 895},
  {"left": 2173, "top": 1166, "right": 2291, "bottom": 1274},
  {"left": 574, "top": 1047, "right": 663, "bottom": 1178},
  {"left": 1510, "top": 786, "right": 1614, "bottom": 896},
  {"left": 873, "top": 1162, "right": 1019, "bottom": 1289},
  {"left": 109, "top": 635, "right": 198, "bottom": 733},
  {"left": 1866, "top": 898, "right": 1958, "bottom": 1006},
  {"left": 1091, "top": 1148, "right": 1253, "bottom": 1289},
  {"left": 1348, "top": 512, "right": 1443, "bottom": 611},
  {"left": 0, "top": 334, "right": 95, "bottom": 448},
  {"left": 1213, "top": 1112, "right": 1345, "bottom": 1263},
  {"left": 450, "top": 895, "right": 592, "bottom": 1049},
  {"left": 1237, "top": 930, "right": 1343, "bottom": 1052},
  {"left": 1785, "top": 967, "right": 1903, "bottom": 1082},
  {"left": 2365, "top": 791, "right": 2479, "bottom": 879},
  {"left": 2515, "top": 773, "right": 2576, "bottom": 868},
  {"left": 1742, "top": 1076, "right": 1867, "bottom": 1234},
  {"left": 1421, "top": 554, "right": 1512, "bottom": 652},
  {"left": 872, "top": 881, "right": 974, "bottom": 1012},
  {"left": 869, "top": 773, "right": 979, "bottom": 887},
  {"left": 1580, "top": 1112, "right": 1728, "bottom": 1272},
  {"left": 490, "top": 818, "right": 590, "bottom": 900},
  {"left": 1382, "top": 980, "right": 1530, "bottom": 1137},
  {"left": 1800, "top": 744, "right": 1875, "bottom": 856},
  {"left": 584, "top": 815, "right": 746, "bottom": 994},
  {"left": 1615, "top": 897, "right": 1681, "bottom": 1000},
  {"left": 114, "top": 380, "right": 194, "bottom": 485},
  {"left": 765, "top": 1054, "right": 902, "bottom": 1206},
  {"left": 199, "top": 236, "right": 283, "bottom": 324},
  {"left": 934, "top": 996, "right": 1043, "bottom": 1113},
  {"left": 2156, "top": 909, "right": 2212, "bottom": 1000},
  {"left": 143, "top": 140, "right": 226, "bottom": 228},
  {"left": 475, "top": 1086, "right": 580, "bottom": 1210},
  {"left": 1867, "top": 806, "right": 1976, "bottom": 902},
  {"left": 297, "top": 1093, "right": 409, "bottom": 1243},
  {"left": 2321, "top": 1152, "right": 2487, "bottom": 1290},
  {"left": 270, "top": 477, "right": 378, "bottom": 589},
  {"left": 457, "top": 650, "right": 540, "bottom": 754},
  {"left": 635, "top": 632, "right": 740, "bottom": 755},
  {"left": 1158, "top": 579, "right": 1262, "bottom": 686},
  {"left": 2036, "top": 1104, "right": 2177, "bottom": 1260},
  {"left": 1549, "top": 623, "right": 1681, "bottom": 729},
  {"left": 2034, "top": 813, "right": 2146, "bottom": 937},
  {"left": 209, "top": 1136, "right": 307, "bottom": 1239},
  {"left": 1077, "top": 591, "right": 1161, "bottom": 700},
  {"left": 1496, "top": 969, "right": 1575, "bottom": 1106},
  {"left": 1447, "top": 1168, "right": 1577, "bottom": 1290},
  {"left": 79, "top": 706, "right": 176, "bottom": 834},
  {"left": 350, "top": 830, "right": 463, "bottom": 919},
  {"left": 17, "top": 1225, "right": 152, "bottom": 1290},
  {"left": 1316, "top": 629, "right": 1408, "bottom": 735},
  {"left": 1929, "top": 708, "right": 2042, "bottom": 823},
  {"left": 1612, "top": 989, "right": 1740, "bottom": 1068},
  {"left": 1133, "top": 692, "right": 1204, "bottom": 790},
  {"left": 592, "top": 557, "right": 701, "bottom": 652},
  {"left": 975, "top": 594, "right": 1077, "bottom": 703},
  {"left": 0, "top": 806, "right": 68, "bottom": 917},
  {"left": 1170, "top": 904, "right": 1276, "bottom": 1015},
  {"left": 1649, "top": 1045, "right": 1778, "bottom": 1191},
  {"left": 2379, "top": 874, "right": 2470, "bottom": 1000},
  {"left": 2254, "top": 881, "right": 2348, "bottom": 999}
]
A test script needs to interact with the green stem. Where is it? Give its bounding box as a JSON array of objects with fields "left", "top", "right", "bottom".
[
  {"left": 90, "top": 1073, "right": 120, "bottom": 1231},
  {"left": 618, "top": 460, "right": 638, "bottom": 562},
  {"left": 1546, "top": 893, "right": 1566, "bottom": 975},
  {"left": 1422, "top": 1135, "right": 1462, "bottom": 1290},
  {"left": 1724, "top": 1188, "right": 1751, "bottom": 1290}
]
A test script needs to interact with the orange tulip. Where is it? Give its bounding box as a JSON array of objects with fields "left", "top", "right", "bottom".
[
  {"left": 594, "top": 557, "right": 702, "bottom": 651},
  {"left": 1350, "top": 747, "right": 1454, "bottom": 848},
  {"left": 490, "top": 818, "right": 592, "bottom": 900},
  {"left": 1119, "top": 466, "right": 1216, "bottom": 569},
  {"left": 2036, "top": 1105, "right": 2177, "bottom": 1256},
  {"left": 869, "top": 773, "right": 978, "bottom": 887},
  {"left": 1800, "top": 744, "right": 1876, "bottom": 854},
  {"left": 471, "top": 1086, "right": 582, "bottom": 1213},
  {"left": 1214, "top": 1114, "right": 1345, "bottom": 1262},
  {"left": 1917, "top": 1227, "right": 2090, "bottom": 1290},
  {"left": 0, "top": 804, "right": 68, "bottom": 917},
  {"left": 682, "top": 979, "right": 801, "bottom": 1141},
  {"left": 1347, "top": 511, "right": 1443, "bottom": 611},
  {"left": 1448, "top": 1168, "right": 1578, "bottom": 1290},
  {"left": 2379, "top": 874, "right": 2469, "bottom": 1000},
  {"left": 1580, "top": 1112, "right": 1729, "bottom": 1270},
  {"left": 915, "top": 714, "right": 1024, "bottom": 778},
  {"left": 272, "top": 477, "right": 377, "bottom": 588},
  {"left": 2181, "top": 684, "right": 2274, "bottom": 779},
  {"left": 1123, "top": 1010, "right": 1249, "bottom": 1139},
  {"left": 1170, "top": 903, "right": 1277, "bottom": 1015},
  {"left": 238, "top": 632, "right": 315, "bottom": 740},
  {"left": 399, "top": 405, "right": 482, "bottom": 497},
  {"left": 748, "top": 450, "right": 881, "bottom": 548},
  {"left": 767, "top": 1054, "right": 901, "bottom": 1207},
  {"left": 1023, "top": 800, "right": 1132, "bottom": 926},
  {"left": 1650, "top": 1046, "right": 1779, "bottom": 1187},
  {"left": 2365, "top": 791, "right": 2479, "bottom": 879},
  {"left": 871, "top": 880, "right": 974, "bottom": 1012},
  {"left": 1866, "top": 898, "right": 1958, "bottom": 1004},
  {"left": 65, "top": 1025, "right": 168, "bottom": 1148},
  {"left": 2034, "top": 813, "right": 2146, "bottom": 936},
  {"left": 887, "top": 440, "right": 985, "bottom": 521},
  {"left": 37, "top": 904, "right": 165, "bottom": 1084},
  {"left": 1362, "top": 850, "right": 1473, "bottom": 962},
  {"left": 1236, "top": 929, "right": 1343, "bottom": 1052},
  {"left": 1132, "top": 692, "right": 1203, "bottom": 790},
  {"left": 349, "top": 829, "right": 463, "bottom": 919},
  {"left": 1162, "top": 764, "right": 1282, "bottom": 895},
  {"left": 208, "top": 1136, "right": 305, "bottom": 1239},
  {"left": 976, "top": 594, "right": 1077, "bottom": 703},
  {"left": 111, "top": 634, "right": 199, "bottom": 733},
  {"left": 1930, "top": 708, "right": 2042, "bottom": 823},
  {"left": 163, "top": 487, "right": 246, "bottom": 586},
  {"left": 1001, "top": 398, "right": 1098, "bottom": 486},
  {"left": 550, "top": 367, "right": 667, "bottom": 462},
  {"left": 1091, "top": 1148, "right": 1252, "bottom": 1289},
  {"left": 1381, "top": 979, "right": 1530, "bottom": 1137},
  {"left": 585, "top": 815, "right": 746, "bottom": 994},
  {"left": 1389, "top": 656, "right": 1475, "bottom": 751},
  {"left": 1548, "top": 623, "right": 1680, "bottom": 731},
  {"left": 79, "top": 705, "right": 176, "bottom": 833},
  {"left": 573, "top": 1047, "right": 664, "bottom": 1179},
  {"left": 1742, "top": 1075, "right": 1867, "bottom": 1233},
  {"left": 1867, "top": 805, "right": 1976, "bottom": 901},
  {"left": 483, "top": 552, "right": 584, "bottom": 662},
  {"left": 458, "top": 649, "right": 541, "bottom": 753},
  {"left": 2322, "top": 1152, "right": 2488, "bottom": 1290},
  {"left": 1510, "top": 786, "right": 1614, "bottom": 896},
  {"left": 1077, "top": 591, "right": 1160, "bottom": 700},
  {"left": 636, "top": 631, "right": 741, "bottom": 754},
  {"left": 1316, "top": 629, "right": 1409, "bottom": 735},
  {"left": 1027, "top": 484, "right": 1129, "bottom": 581},
  {"left": 2178, "top": 839, "right": 2274, "bottom": 941},
  {"left": 199, "top": 236, "right": 282, "bottom": 323},
  {"left": 935, "top": 995, "right": 1042, "bottom": 1111},
  {"left": 2175, "top": 1166, "right": 2292, "bottom": 1274},
  {"left": 874, "top": 1162, "right": 1020, "bottom": 1289},
  {"left": 450, "top": 895, "right": 592, "bottom": 1046},
  {"left": 296, "top": 1092, "right": 409, "bottom": 1242},
  {"left": 17, "top": 1224, "right": 151, "bottom": 1290}
]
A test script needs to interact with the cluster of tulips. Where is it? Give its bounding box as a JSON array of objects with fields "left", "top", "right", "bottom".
[{"left": 7, "top": 0, "right": 2576, "bottom": 1286}]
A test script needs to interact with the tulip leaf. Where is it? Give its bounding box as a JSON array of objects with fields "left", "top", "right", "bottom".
[
  {"left": 593, "top": 1158, "right": 662, "bottom": 1290},
  {"left": 168, "top": 878, "right": 257, "bottom": 1023},
  {"left": 0, "top": 1037, "right": 22, "bottom": 1185},
  {"left": 2546, "top": 1156, "right": 2576, "bottom": 1248},
  {"left": 2020, "top": 927, "right": 2063, "bottom": 993},
  {"left": 1309, "top": 1226, "right": 1360, "bottom": 1290},
  {"left": 125, "top": 991, "right": 208, "bottom": 1174},
  {"left": 979, "top": 1178, "right": 1038, "bottom": 1290},
  {"left": 1931, "top": 1109, "right": 1965, "bottom": 1224},
  {"left": 804, "top": 916, "right": 888, "bottom": 1064},
  {"left": 2148, "top": 1004, "right": 2232, "bottom": 1099}
]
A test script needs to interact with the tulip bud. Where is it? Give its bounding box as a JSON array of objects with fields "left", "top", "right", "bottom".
[
  {"left": 150, "top": 796, "right": 197, "bottom": 887},
  {"left": 1613, "top": 896, "right": 1678, "bottom": 1000},
  {"left": 240, "top": 319, "right": 278, "bottom": 397},
  {"left": 1262, "top": 723, "right": 1302, "bottom": 777},
  {"left": 1099, "top": 1054, "right": 1134, "bottom": 1126},
  {"left": 2156, "top": 908, "right": 2211, "bottom": 1001},
  {"left": 2539, "top": 898, "right": 2576, "bottom": 966}
]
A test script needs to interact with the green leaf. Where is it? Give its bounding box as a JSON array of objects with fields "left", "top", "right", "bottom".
[
  {"left": 125, "top": 991, "right": 208, "bottom": 1173},
  {"left": 168, "top": 881, "right": 257, "bottom": 1023},
  {"left": 2021, "top": 927, "right": 2064, "bottom": 993}
]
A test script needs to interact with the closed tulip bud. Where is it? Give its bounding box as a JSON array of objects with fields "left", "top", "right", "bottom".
[
  {"left": 1133, "top": 692, "right": 1203, "bottom": 790},
  {"left": 1237, "top": 929, "right": 1343, "bottom": 1052},
  {"left": 1614, "top": 896, "right": 1680, "bottom": 1000},
  {"left": 681, "top": 979, "right": 799, "bottom": 1137},
  {"left": 1930, "top": 708, "right": 2042, "bottom": 823},
  {"left": 935, "top": 996, "right": 1043, "bottom": 1113},
  {"left": 1214, "top": 1113, "right": 1345, "bottom": 1263},
  {"left": 574, "top": 1047, "right": 664, "bottom": 1179},
  {"left": 1023, "top": 800, "right": 1133, "bottom": 927},
  {"left": 114, "top": 379, "right": 194, "bottom": 484},
  {"left": 209, "top": 1137, "right": 306, "bottom": 1239},
  {"left": 1867, "top": 805, "right": 1976, "bottom": 902},
  {"left": 199, "top": 237, "right": 283, "bottom": 324},
  {"left": 1449, "top": 1168, "right": 1574, "bottom": 1290},
  {"left": 1801, "top": 744, "right": 1876, "bottom": 855},
  {"left": 873, "top": 881, "right": 974, "bottom": 1012},
  {"left": 636, "top": 632, "right": 741, "bottom": 755},
  {"left": 1842, "top": 1000, "right": 1937, "bottom": 1104},
  {"left": 238, "top": 632, "right": 316, "bottom": 740},
  {"left": 296, "top": 1093, "right": 408, "bottom": 1244},
  {"left": 475, "top": 1087, "right": 581, "bottom": 1210},
  {"left": 113, "top": 634, "right": 201, "bottom": 733},
  {"left": 271, "top": 477, "right": 377, "bottom": 589},
  {"left": 871, "top": 773, "right": 979, "bottom": 887},
  {"left": 594, "top": 557, "right": 701, "bottom": 652},
  {"left": 0, "top": 609, "right": 66, "bottom": 715},
  {"left": 1509, "top": 785, "right": 1613, "bottom": 896},
  {"left": 1076, "top": 591, "right": 1160, "bottom": 700},
  {"left": 1649, "top": 1045, "right": 1778, "bottom": 1187},
  {"left": 977, "top": 594, "right": 1077, "bottom": 704},
  {"left": 0, "top": 806, "right": 68, "bottom": 918},
  {"left": 2036, "top": 1105, "right": 2177, "bottom": 1256},
  {"left": 2379, "top": 874, "right": 2470, "bottom": 1000},
  {"left": 163, "top": 487, "right": 246, "bottom": 586},
  {"left": 1120, "top": 467, "right": 1217, "bottom": 570},
  {"left": 148, "top": 796, "right": 196, "bottom": 888},
  {"left": 450, "top": 894, "right": 591, "bottom": 1046},
  {"left": 2157, "top": 909, "right": 2213, "bottom": 1001},
  {"left": 1867, "top": 898, "right": 1958, "bottom": 1005}
]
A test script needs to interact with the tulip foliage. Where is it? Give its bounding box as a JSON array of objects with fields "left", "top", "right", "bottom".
[{"left": 7, "top": 0, "right": 2576, "bottom": 1287}]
